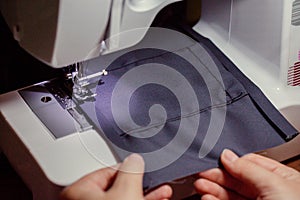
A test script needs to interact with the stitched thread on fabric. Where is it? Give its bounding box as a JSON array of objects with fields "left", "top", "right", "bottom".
[{"left": 118, "top": 92, "right": 247, "bottom": 136}]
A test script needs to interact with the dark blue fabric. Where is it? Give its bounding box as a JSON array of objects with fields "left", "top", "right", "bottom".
[
  {"left": 180, "top": 24, "right": 298, "bottom": 141},
  {"left": 93, "top": 28, "right": 298, "bottom": 191}
]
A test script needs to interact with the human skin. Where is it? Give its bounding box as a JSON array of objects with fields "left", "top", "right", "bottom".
[
  {"left": 60, "top": 154, "right": 172, "bottom": 200},
  {"left": 194, "top": 149, "right": 300, "bottom": 200}
]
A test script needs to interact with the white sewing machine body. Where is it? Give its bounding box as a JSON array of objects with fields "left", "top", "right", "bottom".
[
  {"left": 0, "top": 1, "right": 300, "bottom": 200},
  {"left": 0, "top": 0, "right": 182, "bottom": 67},
  {"left": 196, "top": 0, "right": 300, "bottom": 162}
]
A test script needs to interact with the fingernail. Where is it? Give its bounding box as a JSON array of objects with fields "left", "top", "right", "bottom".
[
  {"left": 122, "top": 154, "right": 144, "bottom": 173},
  {"left": 222, "top": 149, "right": 239, "bottom": 162},
  {"left": 124, "top": 153, "right": 144, "bottom": 164},
  {"left": 123, "top": 153, "right": 144, "bottom": 165}
]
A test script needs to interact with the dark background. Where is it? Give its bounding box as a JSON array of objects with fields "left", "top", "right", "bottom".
[
  {"left": 0, "top": 10, "right": 61, "bottom": 200},
  {"left": 0, "top": 14, "right": 61, "bottom": 95}
]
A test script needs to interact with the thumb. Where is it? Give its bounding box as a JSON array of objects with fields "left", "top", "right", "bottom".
[
  {"left": 111, "top": 154, "right": 145, "bottom": 197},
  {"left": 221, "top": 149, "right": 279, "bottom": 190}
]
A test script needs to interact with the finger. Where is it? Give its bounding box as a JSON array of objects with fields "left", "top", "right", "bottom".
[
  {"left": 243, "top": 153, "right": 300, "bottom": 181},
  {"left": 194, "top": 179, "right": 246, "bottom": 200},
  {"left": 201, "top": 194, "right": 220, "bottom": 200},
  {"left": 60, "top": 166, "right": 119, "bottom": 200},
  {"left": 221, "top": 149, "right": 281, "bottom": 191},
  {"left": 145, "top": 185, "right": 173, "bottom": 200},
  {"left": 199, "top": 168, "right": 241, "bottom": 188},
  {"left": 198, "top": 168, "right": 255, "bottom": 198},
  {"left": 111, "top": 153, "right": 145, "bottom": 197},
  {"left": 81, "top": 164, "right": 120, "bottom": 190}
]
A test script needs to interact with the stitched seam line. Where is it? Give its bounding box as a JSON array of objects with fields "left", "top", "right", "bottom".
[{"left": 120, "top": 92, "right": 247, "bottom": 136}]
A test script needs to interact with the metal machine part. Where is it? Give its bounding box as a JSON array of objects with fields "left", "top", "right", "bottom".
[
  {"left": 18, "top": 78, "right": 93, "bottom": 138},
  {"left": 72, "top": 62, "right": 108, "bottom": 101}
]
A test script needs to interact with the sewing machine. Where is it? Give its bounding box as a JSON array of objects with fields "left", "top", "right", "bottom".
[{"left": 0, "top": 0, "right": 300, "bottom": 199}]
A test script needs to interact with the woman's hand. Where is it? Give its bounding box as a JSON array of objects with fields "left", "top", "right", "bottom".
[
  {"left": 194, "top": 149, "right": 300, "bottom": 200},
  {"left": 60, "top": 154, "right": 172, "bottom": 200}
]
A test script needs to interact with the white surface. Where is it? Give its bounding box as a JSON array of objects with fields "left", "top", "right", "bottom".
[
  {"left": 0, "top": 0, "right": 182, "bottom": 68},
  {"left": 0, "top": 91, "right": 117, "bottom": 186},
  {"left": 0, "top": 0, "right": 111, "bottom": 68},
  {"left": 52, "top": 0, "right": 111, "bottom": 67},
  {"left": 193, "top": 0, "right": 300, "bottom": 163},
  {"left": 193, "top": 0, "right": 300, "bottom": 111},
  {"left": 104, "top": 0, "right": 182, "bottom": 54}
]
